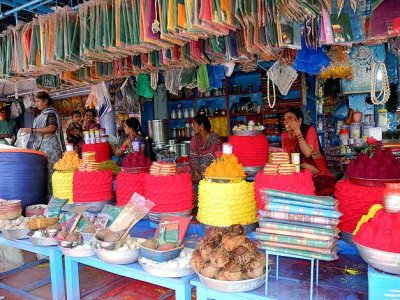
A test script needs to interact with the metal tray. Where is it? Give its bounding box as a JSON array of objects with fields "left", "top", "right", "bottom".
[
  {"left": 196, "top": 272, "right": 265, "bottom": 292},
  {"left": 61, "top": 246, "right": 95, "bottom": 257},
  {"left": 232, "top": 129, "right": 264, "bottom": 136},
  {"left": 348, "top": 176, "right": 400, "bottom": 188},
  {"left": 139, "top": 260, "right": 194, "bottom": 277},
  {"left": 203, "top": 176, "right": 246, "bottom": 183},
  {"left": 2, "top": 228, "right": 30, "bottom": 240},
  {"left": 28, "top": 231, "right": 57, "bottom": 246},
  {"left": 355, "top": 242, "right": 400, "bottom": 275}
]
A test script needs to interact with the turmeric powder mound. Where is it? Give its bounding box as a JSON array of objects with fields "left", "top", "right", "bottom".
[
  {"left": 204, "top": 154, "right": 246, "bottom": 178},
  {"left": 54, "top": 151, "right": 82, "bottom": 171}
]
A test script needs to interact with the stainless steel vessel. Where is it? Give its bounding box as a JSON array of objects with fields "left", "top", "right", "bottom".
[{"left": 147, "top": 119, "right": 169, "bottom": 144}]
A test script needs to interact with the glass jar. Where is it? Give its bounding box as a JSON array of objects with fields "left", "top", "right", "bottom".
[
  {"left": 350, "top": 123, "right": 361, "bottom": 139},
  {"left": 378, "top": 109, "right": 388, "bottom": 127}
]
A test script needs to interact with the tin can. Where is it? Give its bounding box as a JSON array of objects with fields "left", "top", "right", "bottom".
[
  {"left": 222, "top": 143, "right": 233, "bottom": 154},
  {"left": 95, "top": 130, "right": 100, "bottom": 138},
  {"left": 83, "top": 131, "right": 90, "bottom": 139},
  {"left": 101, "top": 136, "right": 108, "bottom": 143},
  {"left": 291, "top": 153, "right": 300, "bottom": 165},
  {"left": 294, "top": 165, "right": 301, "bottom": 173},
  {"left": 95, "top": 137, "right": 101, "bottom": 143},
  {"left": 99, "top": 128, "right": 106, "bottom": 136}
]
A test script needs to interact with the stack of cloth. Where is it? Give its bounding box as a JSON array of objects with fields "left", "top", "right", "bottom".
[
  {"left": 79, "top": 152, "right": 99, "bottom": 172},
  {"left": 264, "top": 152, "right": 297, "bottom": 176},
  {"left": 229, "top": 135, "right": 269, "bottom": 167},
  {"left": 149, "top": 162, "right": 176, "bottom": 176},
  {"left": 256, "top": 189, "right": 340, "bottom": 261}
]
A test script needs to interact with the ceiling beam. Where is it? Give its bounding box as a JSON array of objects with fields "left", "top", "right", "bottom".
[
  {"left": 0, "top": 0, "right": 49, "bottom": 19},
  {"left": 0, "top": 0, "right": 52, "bottom": 14}
]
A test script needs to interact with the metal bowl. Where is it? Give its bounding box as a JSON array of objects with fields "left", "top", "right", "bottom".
[
  {"left": 56, "top": 239, "right": 83, "bottom": 249},
  {"left": 2, "top": 228, "right": 30, "bottom": 240},
  {"left": 61, "top": 245, "right": 95, "bottom": 257},
  {"left": 355, "top": 242, "right": 400, "bottom": 275},
  {"left": 43, "top": 228, "right": 60, "bottom": 238},
  {"left": 148, "top": 208, "right": 193, "bottom": 223},
  {"left": 139, "top": 260, "right": 194, "bottom": 278},
  {"left": 232, "top": 129, "right": 264, "bottom": 137},
  {"left": 196, "top": 272, "right": 265, "bottom": 292},
  {"left": 94, "top": 244, "right": 139, "bottom": 264},
  {"left": 94, "top": 235, "right": 126, "bottom": 251},
  {"left": 243, "top": 166, "right": 263, "bottom": 178},
  {"left": 28, "top": 231, "right": 57, "bottom": 246}
]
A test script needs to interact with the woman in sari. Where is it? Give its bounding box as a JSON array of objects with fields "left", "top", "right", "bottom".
[
  {"left": 21, "top": 91, "right": 65, "bottom": 196},
  {"left": 281, "top": 108, "right": 335, "bottom": 195},
  {"left": 190, "top": 115, "right": 222, "bottom": 183}
]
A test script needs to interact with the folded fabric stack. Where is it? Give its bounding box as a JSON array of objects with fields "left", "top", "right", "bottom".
[
  {"left": 145, "top": 173, "right": 192, "bottom": 213},
  {"left": 229, "top": 135, "right": 269, "bottom": 167},
  {"left": 254, "top": 170, "right": 315, "bottom": 210},
  {"left": 269, "top": 152, "right": 290, "bottom": 165},
  {"left": 256, "top": 189, "right": 340, "bottom": 261},
  {"left": 263, "top": 163, "right": 278, "bottom": 175},
  {"left": 197, "top": 180, "right": 257, "bottom": 227},
  {"left": 116, "top": 172, "right": 146, "bottom": 206},
  {"left": 79, "top": 151, "right": 99, "bottom": 172},
  {"left": 334, "top": 179, "right": 384, "bottom": 233},
  {"left": 52, "top": 171, "right": 74, "bottom": 204},
  {"left": 82, "top": 143, "right": 110, "bottom": 162},
  {"left": 73, "top": 170, "right": 113, "bottom": 203},
  {"left": 149, "top": 162, "right": 176, "bottom": 176}
]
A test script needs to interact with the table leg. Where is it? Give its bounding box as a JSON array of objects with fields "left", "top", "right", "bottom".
[
  {"left": 276, "top": 255, "right": 279, "bottom": 280},
  {"left": 48, "top": 250, "right": 65, "bottom": 300},
  {"left": 65, "top": 256, "right": 80, "bottom": 300},
  {"left": 310, "top": 259, "right": 314, "bottom": 300},
  {"left": 316, "top": 260, "right": 319, "bottom": 286},
  {"left": 265, "top": 252, "right": 269, "bottom": 296},
  {"left": 175, "top": 284, "right": 192, "bottom": 300},
  {"left": 197, "top": 285, "right": 212, "bottom": 300}
]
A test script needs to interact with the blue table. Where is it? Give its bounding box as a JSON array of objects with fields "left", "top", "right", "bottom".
[
  {"left": 65, "top": 255, "right": 195, "bottom": 300},
  {"left": 0, "top": 235, "right": 64, "bottom": 300},
  {"left": 191, "top": 277, "right": 272, "bottom": 300}
]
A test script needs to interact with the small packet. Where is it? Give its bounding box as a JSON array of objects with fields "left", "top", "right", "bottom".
[
  {"left": 94, "top": 214, "right": 110, "bottom": 232},
  {"left": 156, "top": 221, "right": 179, "bottom": 247},
  {"left": 45, "top": 197, "right": 68, "bottom": 218},
  {"left": 99, "top": 204, "right": 123, "bottom": 227}
]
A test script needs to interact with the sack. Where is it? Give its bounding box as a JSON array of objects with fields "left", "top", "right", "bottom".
[{"left": 14, "top": 129, "right": 30, "bottom": 149}]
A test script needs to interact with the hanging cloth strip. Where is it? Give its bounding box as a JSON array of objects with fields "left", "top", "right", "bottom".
[
  {"left": 164, "top": 68, "right": 183, "bottom": 95},
  {"left": 197, "top": 64, "right": 210, "bottom": 93}
]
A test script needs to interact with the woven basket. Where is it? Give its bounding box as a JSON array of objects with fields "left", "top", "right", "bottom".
[
  {"left": 27, "top": 217, "right": 59, "bottom": 230},
  {"left": 139, "top": 243, "right": 183, "bottom": 263},
  {"left": 25, "top": 204, "right": 47, "bottom": 217},
  {"left": 0, "top": 200, "right": 22, "bottom": 220}
]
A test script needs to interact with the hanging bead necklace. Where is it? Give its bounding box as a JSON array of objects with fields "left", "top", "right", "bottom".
[
  {"left": 370, "top": 61, "right": 390, "bottom": 105},
  {"left": 266, "top": 71, "right": 276, "bottom": 108},
  {"left": 151, "top": 71, "right": 158, "bottom": 90}
]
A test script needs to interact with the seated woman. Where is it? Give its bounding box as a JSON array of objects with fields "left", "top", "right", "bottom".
[
  {"left": 115, "top": 117, "right": 156, "bottom": 166},
  {"left": 190, "top": 115, "right": 222, "bottom": 183},
  {"left": 281, "top": 108, "right": 335, "bottom": 195},
  {"left": 82, "top": 108, "right": 100, "bottom": 131}
]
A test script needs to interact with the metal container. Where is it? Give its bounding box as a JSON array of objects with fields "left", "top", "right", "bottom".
[
  {"left": 2, "top": 228, "right": 30, "bottom": 240},
  {"left": 169, "top": 144, "right": 181, "bottom": 158},
  {"left": 183, "top": 108, "right": 190, "bottom": 119},
  {"left": 168, "top": 139, "right": 177, "bottom": 146},
  {"left": 196, "top": 272, "right": 266, "bottom": 292},
  {"left": 28, "top": 231, "right": 57, "bottom": 246},
  {"left": 189, "top": 108, "right": 195, "bottom": 118},
  {"left": 170, "top": 110, "right": 178, "bottom": 119},
  {"left": 94, "top": 244, "right": 139, "bottom": 264},
  {"left": 355, "top": 242, "right": 400, "bottom": 275},
  {"left": 148, "top": 119, "right": 169, "bottom": 144},
  {"left": 94, "top": 235, "right": 126, "bottom": 251},
  {"left": 180, "top": 143, "right": 190, "bottom": 157},
  {"left": 61, "top": 245, "right": 95, "bottom": 257}
]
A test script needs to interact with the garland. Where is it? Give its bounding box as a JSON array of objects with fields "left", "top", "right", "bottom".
[
  {"left": 266, "top": 71, "right": 276, "bottom": 108},
  {"left": 370, "top": 62, "right": 390, "bottom": 105},
  {"left": 151, "top": 71, "right": 159, "bottom": 90}
]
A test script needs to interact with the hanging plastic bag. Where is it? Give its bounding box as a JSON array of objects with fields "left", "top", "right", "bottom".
[
  {"left": 293, "top": 36, "right": 330, "bottom": 75},
  {"left": 10, "top": 101, "right": 22, "bottom": 119},
  {"left": 14, "top": 129, "right": 30, "bottom": 149}
]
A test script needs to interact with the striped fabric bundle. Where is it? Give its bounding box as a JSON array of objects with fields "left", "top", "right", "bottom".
[{"left": 256, "top": 189, "right": 341, "bottom": 261}]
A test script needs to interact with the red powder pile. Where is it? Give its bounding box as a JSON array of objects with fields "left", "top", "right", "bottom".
[
  {"left": 346, "top": 148, "right": 400, "bottom": 179},
  {"left": 353, "top": 209, "right": 400, "bottom": 253}
]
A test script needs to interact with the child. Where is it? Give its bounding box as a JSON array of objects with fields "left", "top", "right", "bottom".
[{"left": 66, "top": 110, "right": 83, "bottom": 153}]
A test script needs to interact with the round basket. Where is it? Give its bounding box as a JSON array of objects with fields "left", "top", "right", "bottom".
[
  {"left": 232, "top": 129, "right": 264, "bottom": 136},
  {"left": 27, "top": 217, "right": 59, "bottom": 230},
  {"left": 0, "top": 200, "right": 22, "bottom": 220},
  {"left": 25, "top": 204, "right": 47, "bottom": 217}
]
